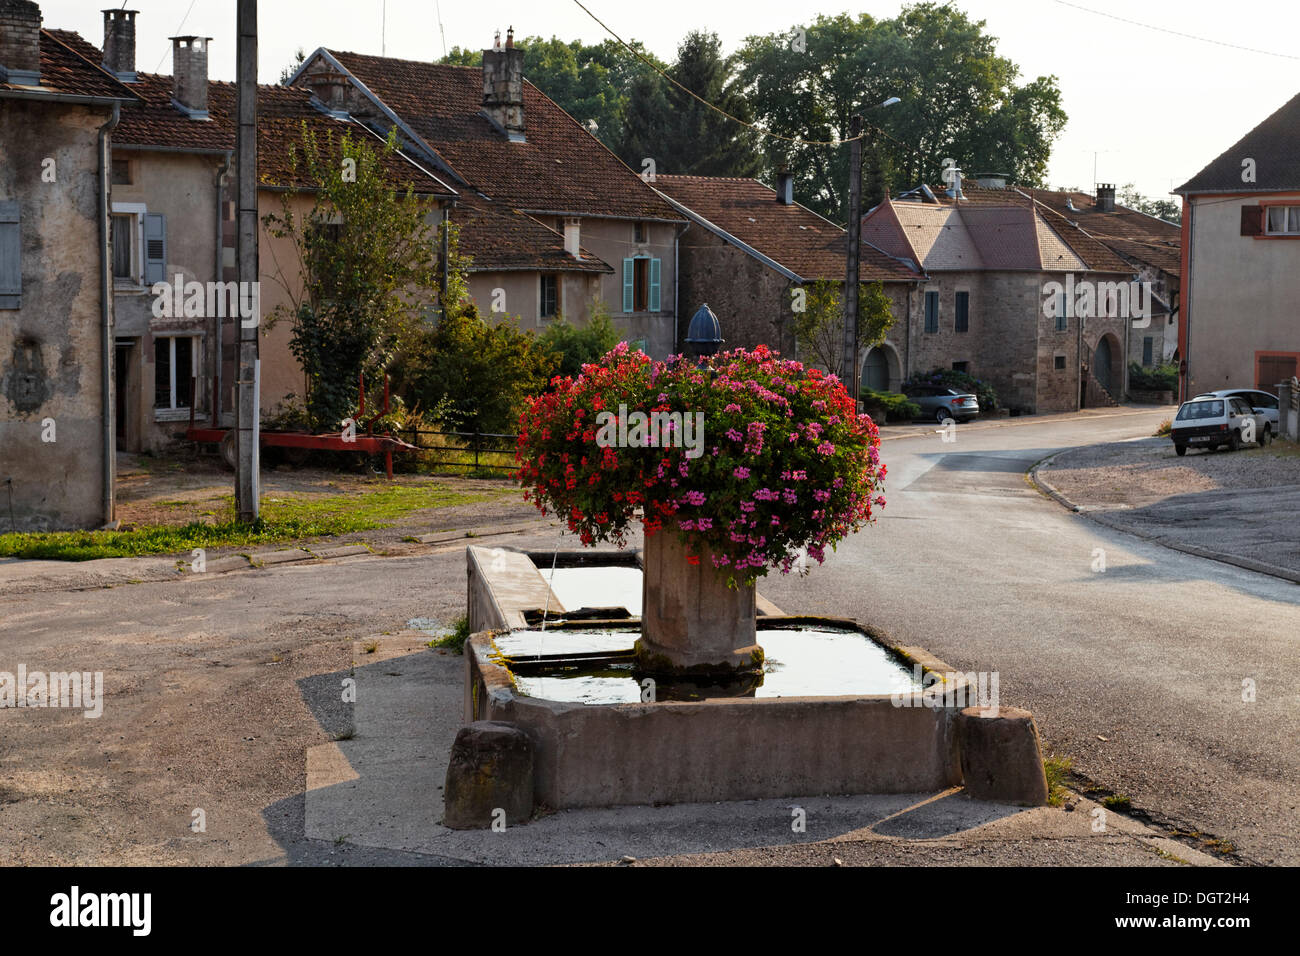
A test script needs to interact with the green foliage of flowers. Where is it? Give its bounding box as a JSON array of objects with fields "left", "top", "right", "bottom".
[{"left": 516, "top": 344, "right": 886, "bottom": 586}]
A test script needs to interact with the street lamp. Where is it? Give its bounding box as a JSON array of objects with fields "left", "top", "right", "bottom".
[{"left": 843, "top": 96, "right": 900, "bottom": 406}]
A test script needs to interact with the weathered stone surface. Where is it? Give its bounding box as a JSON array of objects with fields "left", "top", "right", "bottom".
[
  {"left": 442, "top": 720, "right": 534, "bottom": 830},
  {"left": 958, "top": 705, "right": 1050, "bottom": 806},
  {"left": 636, "top": 530, "right": 763, "bottom": 676}
]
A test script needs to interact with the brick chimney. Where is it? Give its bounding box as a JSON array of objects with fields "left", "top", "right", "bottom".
[
  {"left": 1095, "top": 183, "right": 1116, "bottom": 213},
  {"left": 776, "top": 166, "right": 794, "bottom": 205},
  {"left": 482, "top": 27, "right": 525, "bottom": 142},
  {"left": 171, "top": 35, "right": 211, "bottom": 119},
  {"left": 0, "top": 0, "right": 41, "bottom": 86},
  {"left": 102, "top": 8, "right": 137, "bottom": 81}
]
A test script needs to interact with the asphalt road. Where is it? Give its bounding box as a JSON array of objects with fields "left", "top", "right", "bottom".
[
  {"left": 758, "top": 409, "right": 1300, "bottom": 865},
  {"left": 1, "top": 407, "right": 1295, "bottom": 865}
]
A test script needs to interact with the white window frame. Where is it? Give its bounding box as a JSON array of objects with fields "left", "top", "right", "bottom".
[
  {"left": 1264, "top": 204, "right": 1300, "bottom": 236},
  {"left": 538, "top": 273, "right": 561, "bottom": 324},
  {"left": 111, "top": 202, "right": 148, "bottom": 289},
  {"left": 154, "top": 332, "right": 202, "bottom": 421}
]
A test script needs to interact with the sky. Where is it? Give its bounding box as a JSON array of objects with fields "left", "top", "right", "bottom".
[{"left": 35, "top": 0, "right": 1300, "bottom": 201}]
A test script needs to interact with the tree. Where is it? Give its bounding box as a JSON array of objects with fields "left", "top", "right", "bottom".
[
  {"left": 735, "top": 4, "right": 1067, "bottom": 221},
  {"left": 792, "top": 280, "right": 895, "bottom": 380},
  {"left": 401, "top": 223, "right": 558, "bottom": 434},
  {"left": 279, "top": 47, "right": 305, "bottom": 84},
  {"left": 261, "top": 127, "right": 438, "bottom": 430},
  {"left": 620, "top": 31, "right": 762, "bottom": 177},
  {"left": 1118, "top": 183, "right": 1181, "bottom": 224},
  {"left": 442, "top": 37, "right": 665, "bottom": 160}
]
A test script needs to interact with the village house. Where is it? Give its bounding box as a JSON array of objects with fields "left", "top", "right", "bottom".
[
  {"left": 0, "top": 0, "right": 137, "bottom": 531},
  {"left": 1175, "top": 90, "right": 1300, "bottom": 401},
  {"left": 652, "top": 171, "right": 923, "bottom": 386},
  {"left": 862, "top": 175, "right": 1138, "bottom": 414},
  {"left": 287, "top": 31, "right": 687, "bottom": 355},
  {"left": 49, "top": 10, "right": 458, "bottom": 454},
  {"left": 1017, "top": 183, "right": 1181, "bottom": 369}
]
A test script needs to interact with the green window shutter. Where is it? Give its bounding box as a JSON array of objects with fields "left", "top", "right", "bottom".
[
  {"left": 648, "top": 257, "right": 661, "bottom": 312},
  {"left": 622, "top": 258, "right": 634, "bottom": 313},
  {"left": 0, "top": 201, "right": 20, "bottom": 308},
  {"left": 144, "top": 213, "right": 167, "bottom": 285}
]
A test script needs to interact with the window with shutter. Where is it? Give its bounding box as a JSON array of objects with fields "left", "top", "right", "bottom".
[
  {"left": 1240, "top": 205, "right": 1264, "bottom": 236},
  {"left": 648, "top": 258, "right": 661, "bottom": 312},
  {"left": 622, "top": 258, "right": 634, "bottom": 313},
  {"left": 111, "top": 215, "right": 134, "bottom": 279},
  {"left": 923, "top": 291, "right": 938, "bottom": 332},
  {"left": 144, "top": 213, "right": 166, "bottom": 285},
  {"left": 0, "top": 201, "right": 19, "bottom": 309},
  {"left": 954, "top": 291, "right": 969, "bottom": 332}
]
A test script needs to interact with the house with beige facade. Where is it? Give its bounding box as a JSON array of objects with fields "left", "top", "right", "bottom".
[
  {"left": 1175, "top": 90, "right": 1300, "bottom": 401},
  {"left": 862, "top": 176, "right": 1138, "bottom": 414},
  {"left": 288, "top": 32, "right": 687, "bottom": 355},
  {"left": 652, "top": 172, "right": 923, "bottom": 385},
  {"left": 0, "top": 0, "right": 136, "bottom": 530}
]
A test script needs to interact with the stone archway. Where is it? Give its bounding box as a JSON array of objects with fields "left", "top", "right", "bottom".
[
  {"left": 861, "top": 343, "right": 902, "bottom": 393},
  {"left": 1093, "top": 333, "right": 1120, "bottom": 397}
]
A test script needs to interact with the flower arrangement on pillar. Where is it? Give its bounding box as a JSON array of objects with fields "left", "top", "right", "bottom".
[{"left": 515, "top": 342, "right": 886, "bottom": 678}]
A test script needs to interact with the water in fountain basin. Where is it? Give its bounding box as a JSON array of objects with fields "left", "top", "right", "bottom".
[
  {"left": 539, "top": 566, "right": 643, "bottom": 617},
  {"left": 509, "top": 626, "right": 925, "bottom": 703}
]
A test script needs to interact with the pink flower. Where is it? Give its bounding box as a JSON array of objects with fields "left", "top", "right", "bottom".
[{"left": 733, "top": 466, "right": 751, "bottom": 480}]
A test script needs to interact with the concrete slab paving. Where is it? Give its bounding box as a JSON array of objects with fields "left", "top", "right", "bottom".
[{"left": 303, "top": 635, "right": 1226, "bottom": 867}]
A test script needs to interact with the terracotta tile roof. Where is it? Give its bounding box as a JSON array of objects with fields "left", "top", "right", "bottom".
[
  {"left": 1177, "top": 89, "right": 1300, "bottom": 194},
  {"left": 1016, "top": 186, "right": 1181, "bottom": 277},
  {"left": 874, "top": 187, "right": 1133, "bottom": 274},
  {"left": 322, "top": 51, "right": 684, "bottom": 222},
  {"left": 453, "top": 195, "right": 611, "bottom": 274},
  {"left": 0, "top": 29, "right": 137, "bottom": 100},
  {"left": 653, "top": 174, "right": 920, "bottom": 282},
  {"left": 101, "top": 69, "right": 454, "bottom": 194}
]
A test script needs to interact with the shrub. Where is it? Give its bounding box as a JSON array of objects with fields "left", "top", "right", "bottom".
[
  {"left": 859, "top": 388, "right": 921, "bottom": 422},
  {"left": 537, "top": 305, "right": 619, "bottom": 380},
  {"left": 905, "top": 368, "right": 998, "bottom": 413},
  {"left": 516, "top": 343, "right": 886, "bottom": 586},
  {"left": 1129, "top": 361, "right": 1177, "bottom": 392}
]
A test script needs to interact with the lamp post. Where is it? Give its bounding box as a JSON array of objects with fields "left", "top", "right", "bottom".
[{"left": 843, "top": 96, "right": 900, "bottom": 406}]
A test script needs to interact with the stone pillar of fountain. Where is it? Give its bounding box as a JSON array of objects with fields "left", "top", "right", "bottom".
[{"left": 634, "top": 531, "right": 765, "bottom": 676}]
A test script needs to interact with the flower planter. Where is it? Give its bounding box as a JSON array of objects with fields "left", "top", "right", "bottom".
[{"left": 635, "top": 530, "right": 764, "bottom": 677}]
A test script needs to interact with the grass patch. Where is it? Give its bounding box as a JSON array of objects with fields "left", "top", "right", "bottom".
[
  {"left": 426, "top": 614, "right": 471, "bottom": 654},
  {"left": 1102, "top": 793, "right": 1132, "bottom": 812},
  {"left": 361, "top": 640, "right": 379, "bottom": 654},
  {"left": 1153, "top": 418, "right": 1171, "bottom": 437},
  {"left": 1043, "top": 754, "right": 1073, "bottom": 807},
  {"left": 0, "top": 482, "right": 499, "bottom": 561}
]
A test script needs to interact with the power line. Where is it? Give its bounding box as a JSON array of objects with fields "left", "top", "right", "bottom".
[
  {"left": 154, "top": 0, "right": 200, "bottom": 73},
  {"left": 571, "top": 0, "right": 865, "bottom": 147},
  {"left": 1054, "top": 0, "right": 1300, "bottom": 60}
]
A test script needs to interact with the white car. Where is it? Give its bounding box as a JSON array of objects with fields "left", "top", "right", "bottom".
[
  {"left": 1195, "top": 389, "right": 1280, "bottom": 430},
  {"left": 1171, "top": 395, "right": 1271, "bottom": 456}
]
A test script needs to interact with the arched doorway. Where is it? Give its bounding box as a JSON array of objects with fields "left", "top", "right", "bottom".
[
  {"left": 1093, "top": 335, "right": 1118, "bottom": 396},
  {"left": 862, "top": 348, "right": 890, "bottom": 392}
]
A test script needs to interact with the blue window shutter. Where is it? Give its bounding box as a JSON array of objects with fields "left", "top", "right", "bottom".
[
  {"left": 144, "top": 213, "right": 167, "bottom": 285},
  {"left": 0, "top": 201, "right": 20, "bottom": 307},
  {"left": 622, "top": 258, "right": 634, "bottom": 313},
  {"left": 648, "top": 258, "right": 661, "bottom": 312}
]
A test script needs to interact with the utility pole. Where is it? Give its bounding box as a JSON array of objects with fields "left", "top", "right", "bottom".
[
  {"left": 842, "top": 113, "right": 863, "bottom": 404},
  {"left": 235, "top": 0, "right": 260, "bottom": 522}
]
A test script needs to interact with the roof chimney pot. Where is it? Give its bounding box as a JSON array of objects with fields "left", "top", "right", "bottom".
[
  {"left": 171, "top": 35, "right": 212, "bottom": 119},
  {"left": 102, "top": 8, "right": 138, "bottom": 81},
  {"left": 0, "top": 0, "right": 42, "bottom": 86}
]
